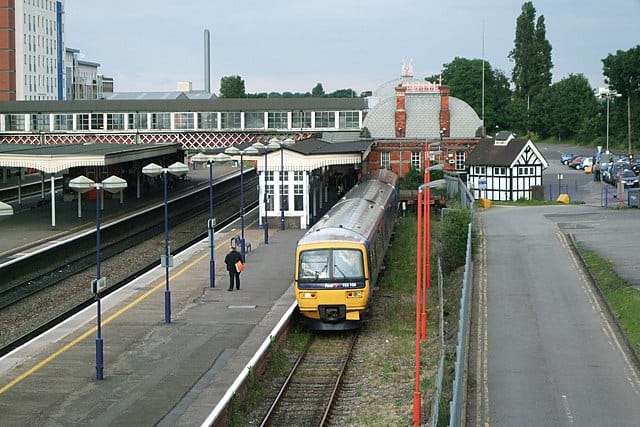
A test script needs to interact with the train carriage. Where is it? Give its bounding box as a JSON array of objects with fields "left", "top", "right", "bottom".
[{"left": 294, "top": 170, "right": 399, "bottom": 330}]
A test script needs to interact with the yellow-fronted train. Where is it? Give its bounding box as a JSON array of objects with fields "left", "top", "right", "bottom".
[{"left": 294, "top": 169, "right": 399, "bottom": 330}]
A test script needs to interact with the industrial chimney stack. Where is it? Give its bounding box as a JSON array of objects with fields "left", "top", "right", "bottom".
[{"left": 204, "top": 29, "right": 211, "bottom": 93}]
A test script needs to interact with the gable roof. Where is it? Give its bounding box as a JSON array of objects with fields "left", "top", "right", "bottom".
[{"left": 466, "top": 137, "right": 530, "bottom": 166}]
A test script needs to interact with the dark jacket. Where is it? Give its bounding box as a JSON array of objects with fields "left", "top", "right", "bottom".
[{"left": 224, "top": 249, "right": 244, "bottom": 272}]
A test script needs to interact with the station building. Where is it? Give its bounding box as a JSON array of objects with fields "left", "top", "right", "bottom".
[{"left": 0, "top": 68, "right": 484, "bottom": 228}]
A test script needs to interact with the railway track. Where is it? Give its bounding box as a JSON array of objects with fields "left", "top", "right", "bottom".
[
  {"left": 0, "top": 173, "right": 258, "bottom": 356},
  {"left": 260, "top": 331, "right": 357, "bottom": 427}
]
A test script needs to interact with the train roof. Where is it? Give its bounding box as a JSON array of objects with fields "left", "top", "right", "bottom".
[
  {"left": 298, "top": 169, "right": 398, "bottom": 248},
  {"left": 298, "top": 198, "right": 384, "bottom": 246}
]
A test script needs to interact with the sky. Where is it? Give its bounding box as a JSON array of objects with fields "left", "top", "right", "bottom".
[{"left": 64, "top": 0, "right": 640, "bottom": 95}]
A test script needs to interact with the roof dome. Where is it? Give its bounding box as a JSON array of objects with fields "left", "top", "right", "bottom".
[{"left": 363, "top": 91, "right": 482, "bottom": 139}]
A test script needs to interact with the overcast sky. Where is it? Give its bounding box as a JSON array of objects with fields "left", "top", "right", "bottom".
[{"left": 64, "top": 0, "right": 640, "bottom": 95}]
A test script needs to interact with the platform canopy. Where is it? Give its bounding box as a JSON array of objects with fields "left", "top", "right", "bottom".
[{"left": 0, "top": 142, "right": 180, "bottom": 174}]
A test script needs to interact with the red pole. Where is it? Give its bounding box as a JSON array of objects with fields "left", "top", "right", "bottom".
[
  {"left": 414, "top": 188, "right": 423, "bottom": 426},
  {"left": 421, "top": 150, "right": 430, "bottom": 340}
]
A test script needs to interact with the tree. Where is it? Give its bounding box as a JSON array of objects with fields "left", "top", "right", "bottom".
[
  {"left": 328, "top": 88, "right": 357, "bottom": 98},
  {"left": 531, "top": 74, "right": 598, "bottom": 140},
  {"left": 602, "top": 45, "right": 640, "bottom": 153},
  {"left": 219, "top": 75, "right": 246, "bottom": 98},
  {"left": 429, "top": 57, "right": 513, "bottom": 134},
  {"left": 311, "top": 83, "right": 325, "bottom": 97},
  {"left": 509, "top": 2, "right": 553, "bottom": 101}
]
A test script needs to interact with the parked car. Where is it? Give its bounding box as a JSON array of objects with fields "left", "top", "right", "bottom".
[
  {"left": 600, "top": 163, "right": 613, "bottom": 183},
  {"left": 616, "top": 169, "right": 639, "bottom": 188},
  {"left": 608, "top": 162, "right": 631, "bottom": 185},
  {"left": 568, "top": 156, "right": 585, "bottom": 169},
  {"left": 580, "top": 157, "right": 594, "bottom": 171},
  {"left": 561, "top": 152, "right": 577, "bottom": 165}
]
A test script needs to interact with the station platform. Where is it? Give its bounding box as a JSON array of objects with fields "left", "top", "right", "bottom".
[{"left": 0, "top": 217, "right": 306, "bottom": 425}]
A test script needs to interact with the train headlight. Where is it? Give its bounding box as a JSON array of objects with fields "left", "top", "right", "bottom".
[
  {"left": 301, "top": 292, "right": 316, "bottom": 299},
  {"left": 347, "top": 291, "right": 363, "bottom": 298}
]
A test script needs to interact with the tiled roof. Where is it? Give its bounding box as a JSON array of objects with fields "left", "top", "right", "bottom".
[
  {"left": 363, "top": 93, "right": 482, "bottom": 139},
  {"left": 465, "top": 137, "right": 529, "bottom": 166}
]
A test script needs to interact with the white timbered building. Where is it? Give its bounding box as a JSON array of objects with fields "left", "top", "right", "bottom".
[{"left": 466, "top": 131, "right": 548, "bottom": 201}]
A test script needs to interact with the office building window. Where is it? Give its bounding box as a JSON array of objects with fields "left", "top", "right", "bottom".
[
  {"left": 314, "top": 111, "right": 335, "bottom": 128},
  {"left": 53, "top": 114, "right": 72, "bottom": 130},
  {"left": 30, "top": 114, "right": 49, "bottom": 131},
  {"left": 128, "top": 113, "right": 148, "bottom": 130},
  {"left": 266, "top": 184, "right": 274, "bottom": 211},
  {"left": 106, "top": 113, "right": 125, "bottom": 130},
  {"left": 91, "top": 113, "right": 104, "bottom": 130},
  {"left": 339, "top": 111, "right": 359, "bottom": 128},
  {"left": 267, "top": 112, "right": 288, "bottom": 129},
  {"left": 198, "top": 112, "right": 218, "bottom": 130},
  {"left": 174, "top": 112, "right": 194, "bottom": 130},
  {"left": 77, "top": 114, "right": 89, "bottom": 130},
  {"left": 245, "top": 112, "right": 264, "bottom": 129},
  {"left": 411, "top": 151, "right": 421, "bottom": 170},
  {"left": 455, "top": 151, "right": 465, "bottom": 171},
  {"left": 292, "top": 111, "right": 311, "bottom": 128},
  {"left": 280, "top": 184, "right": 289, "bottom": 211},
  {"left": 294, "top": 184, "right": 304, "bottom": 211},
  {"left": 220, "top": 112, "right": 241, "bottom": 129},
  {"left": 381, "top": 152, "right": 390, "bottom": 170},
  {"left": 5, "top": 114, "right": 26, "bottom": 131},
  {"left": 150, "top": 113, "right": 171, "bottom": 130}
]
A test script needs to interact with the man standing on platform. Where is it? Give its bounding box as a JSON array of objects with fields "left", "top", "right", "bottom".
[{"left": 224, "top": 246, "right": 244, "bottom": 291}]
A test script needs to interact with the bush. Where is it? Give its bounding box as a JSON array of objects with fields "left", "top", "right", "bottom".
[{"left": 437, "top": 206, "right": 474, "bottom": 274}]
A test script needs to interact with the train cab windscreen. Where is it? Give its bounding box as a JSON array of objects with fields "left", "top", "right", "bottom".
[{"left": 298, "top": 249, "right": 365, "bottom": 288}]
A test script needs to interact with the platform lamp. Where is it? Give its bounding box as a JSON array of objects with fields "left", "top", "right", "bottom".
[
  {"left": 142, "top": 161, "right": 189, "bottom": 324},
  {"left": 414, "top": 178, "right": 447, "bottom": 425},
  {"left": 192, "top": 152, "right": 231, "bottom": 289},
  {"left": 252, "top": 140, "right": 280, "bottom": 244},
  {"left": 69, "top": 175, "right": 128, "bottom": 381},
  {"left": 225, "top": 145, "right": 258, "bottom": 260}
]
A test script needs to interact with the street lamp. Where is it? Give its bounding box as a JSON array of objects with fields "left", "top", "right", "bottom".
[
  {"left": 69, "top": 175, "right": 128, "bottom": 381},
  {"left": 600, "top": 89, "right": 622, "bottom": 153},
  {"left": 192, "top": 152, "right": 230, "bottom": 289},
  {"left": 276, "top": 137, "right": 295, "bottom": 230},
  {"left": 225, "top": 145, "right": 258, "bottom": 260},
  {"left": 142, "top": 161, "right": 189, "bottom": 324},
  {"left": 252, "top": 140, "right": 280, "bottom": 244},
  {"left": 414, "top": 178, "right": 447, "bottom": 426}
]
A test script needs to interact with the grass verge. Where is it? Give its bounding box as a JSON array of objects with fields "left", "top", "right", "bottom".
[{"left": 576, "top": 246, "right": 640, "bottom": 360}]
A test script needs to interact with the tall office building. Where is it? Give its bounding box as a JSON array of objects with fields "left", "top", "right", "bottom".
[{"left": 0, "top": 0, "right": 65, "bottom": 101}]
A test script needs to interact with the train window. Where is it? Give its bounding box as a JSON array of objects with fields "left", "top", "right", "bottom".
[
  {"left": 299, "top": 249, "right": 364, "bottom": 282},
  {"left": 300, "top": 250, "right": 330, "bottom": 280},
  {"left": 332, "top": 249, "right": 364, "bottom": 279}
]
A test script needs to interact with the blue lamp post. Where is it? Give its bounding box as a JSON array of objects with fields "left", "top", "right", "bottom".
[
  {"left": 192, "top": 152, "right": 230, "bottom": 288},
  {"left": 142, "top": 162, "right": 189, "bottom": 323},
  {"left": 69, "top": 174, "right": 127, "bottom": 380},
  {"left": 226, "top": 145, "right": 258, "bottom": 260}
]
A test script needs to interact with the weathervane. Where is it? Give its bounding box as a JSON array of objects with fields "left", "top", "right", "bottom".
[{"left": 401, "top": 60, "right": 414, "bottom": 77}]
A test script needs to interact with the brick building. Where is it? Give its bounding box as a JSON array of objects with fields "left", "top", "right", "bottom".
[{"left": 364, "top": 65, "right": 484, "bottom": 179}]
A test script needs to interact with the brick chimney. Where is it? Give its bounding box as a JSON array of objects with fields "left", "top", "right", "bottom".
[
  {"left": 439, "top": 85, "right": 450, "bottom": 137},
  {"left": 395, "top": 85, "right": 407, "bottom": 138}
]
